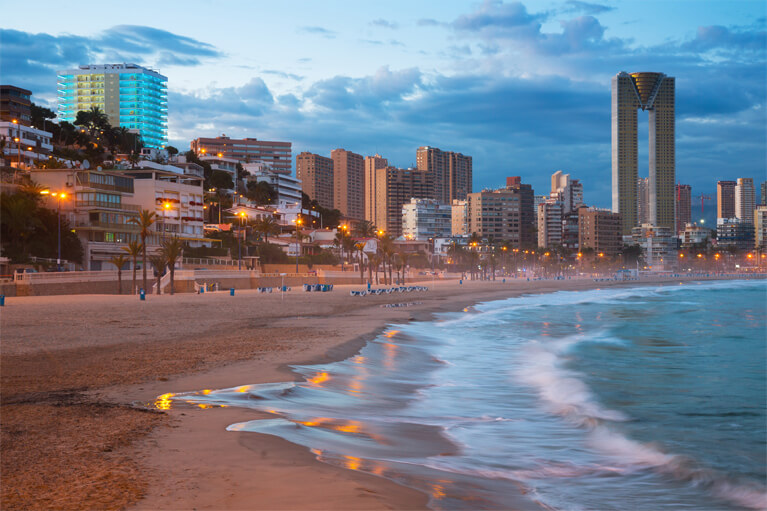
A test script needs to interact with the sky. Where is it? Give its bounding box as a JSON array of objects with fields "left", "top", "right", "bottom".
[{"left": 2, "top": 0, "right": 765, "bottom": 208}]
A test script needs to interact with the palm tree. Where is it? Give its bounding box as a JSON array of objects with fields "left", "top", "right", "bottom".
[
  {"left": 398, "top": 252, "right": 410, "bottom": 284},
  {"left": 149, "top": 253, "right": 167, "bottom": 295},
  {"left": 252, "top": 216, "right": 280, "bottom": 243},
  {"left": 122, "top": 240, "right": 143, "bottom": 294},
  {"left": 129, "top": 210, "right": 157, "bottom": 293},
  {"left": 354, "top": 242, "right": 366, "bottom": 281},
  {"left": 379, "top": 235, "right": 395, "bottom": 285},
  {"left": 161, "top": 237, "right": 184, "bottom": 295},
  {"left": 109, "top": 254, "right": 129, "bottom": 294},
  {"left": 353, "top": 220, "right": 376, "bottom": 238}
]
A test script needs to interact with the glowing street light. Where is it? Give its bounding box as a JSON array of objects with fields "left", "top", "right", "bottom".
[{"left": 41, "top": 190, "right": 69, "bottom": 270}]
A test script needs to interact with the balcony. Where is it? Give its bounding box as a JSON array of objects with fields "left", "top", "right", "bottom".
[{"left": 75, "top": 201, "right": 141, "bottom": 211}]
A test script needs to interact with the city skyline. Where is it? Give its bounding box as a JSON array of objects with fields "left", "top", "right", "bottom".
[{"left": 1, "top": 0, "right": 765, "bottom": 208}]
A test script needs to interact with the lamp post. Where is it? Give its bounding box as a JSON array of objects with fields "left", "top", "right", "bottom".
[
  {"left": 294, "top": 217, "right": 303, "bottom": 273},
  {"left": 238, "top": 211, "right": 246, "bottom": 270},
  {"left": 162, "top": 201, "right": 171, "bottom": 241},
  {"left": 41, "top": 190, "right": 67, "bottom": 270}
]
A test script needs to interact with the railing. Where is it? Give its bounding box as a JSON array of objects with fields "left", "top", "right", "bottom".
[
  {"left": 15, "top": 270, "right": 121, "bottom": 283},
  {"left": 182, "top": 257, "right": 239, "bottom": 267},
  {"left": 74, "top": 220, "right": 141, "bottom": 231},
  {"left": 75, "top": 201, "right": 142, "bottom": 211}
]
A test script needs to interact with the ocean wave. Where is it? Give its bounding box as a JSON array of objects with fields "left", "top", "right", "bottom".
[{"left": 516, "top": 332, "right": 767, "bottom": 510}]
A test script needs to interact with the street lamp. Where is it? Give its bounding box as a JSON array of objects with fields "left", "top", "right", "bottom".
[
  {"left": 238, "top": 211, "right": 247, "bottom": 270},
  {"left": 162, "top": 201, "right": 171, "bottom": 241},
  {"left": 41, "top": 190, "right": 68, "bottom": 270},
  {"left": 294, "top": 217, "right": 303, "bottom": 273}
]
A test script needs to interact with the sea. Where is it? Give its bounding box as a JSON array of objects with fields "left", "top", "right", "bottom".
[{"left": 174, "top": 279, "right": 767, "bottom": 510}]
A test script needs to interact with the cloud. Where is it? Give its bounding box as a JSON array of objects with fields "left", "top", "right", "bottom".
[
  {"left": 0, "top": 26, "right": 222, "bottom": 96},
  {"left": 299, "top": 26, "right": 336, "bottom": 38},
  {"left": 562, "top": 0, "right": 614, "bottom": 15},
  {"left": 370, "top": 19, "right": 399, "bottom": 29},
  {"left": 417, "top": 18, "right": 444, "bottom": 27},
  {"left": 683, "top": 25, "right": 767, "bottom": 53},
  {"left": 262, "top": 70, "right": 304, "bottom": 81}
]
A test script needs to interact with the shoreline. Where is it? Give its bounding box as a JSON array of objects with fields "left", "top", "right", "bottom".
[{"left": 1, "top": 276, "right": 758, "bottom": 510}]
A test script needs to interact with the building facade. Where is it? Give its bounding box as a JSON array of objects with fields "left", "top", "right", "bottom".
[
  {"left": 467, "top": 188, "right": 523, "bottom": 247},
  {"left": 612, "top": 71, "right": 675, "bottom": 234},
  {"left": 451, "top": 199, "right": 468, "bottom": 236},
  {"left": 550, "top": 170, "right": 583, "bottom": 214},
  {"left": 717, "top": 218, "right": 754, "bottom": 251},
  {"left": 1, "top": 120, "right": 53, "bottom": 168},
  {"left": 401, "top": 198, "right": 453, "bottom": 240},
  {"left": 735, "top": 177, "right": 755, "bottom": 225},
  {"left": 755, "top": 206, "right": 767, "bottom": 249},
  {"left": 57, "top": 64, "right": 168, "bottom": 148},
  {"left": 331, "top": 148, "right": 365, "bottom": 220},
  {"left": 363, "top": 154, "right": 389, "bottom": 226},
  {"left": 190, "top": 136, "right": 292, "bottom": 175},
  {"left": 243, "top": 162, "right": 302, "bottom": 206},
  {"left": 371, "top": 167, "right": 431, "bottom": 237},
  {"left": 675, "top": 184, "right": 692, "bottom": 235},
  {"left": 717, "top": 180, "right": 736, "bottom": 219},
  {"left": 631, "top": 224, "right": 677, "bottom": 269},
  {"left": 578, "top": 208, "right": 623, "bottom": 257},
  {"left": 537, "top": 200, "right": 563, "bottom": 248},
  {"left": 506, "top": 177, "right": 535, "bottom": 246},
  {"left": 416, "top": 146, "right": 472, "bottom": 204},
  {"left": 0, "top": 85, "right": 32, "bottom": 125},
  {"left": 296, "top": 152, "right": 334, "bottom": 210}
]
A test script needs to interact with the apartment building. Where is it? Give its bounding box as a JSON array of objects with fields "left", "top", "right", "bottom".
[
  {"left": 364, "top": 154, "right": 389, "bottom": 225},
  {"left": 505, "top": 176, "right": 535, "bottom": 246},
  {"left": 537, "top": 200, "right": 563, "bottom": 248},
  {"left": 190, "top": 135, "right": 292, "bottom": 175},
  {"left": 717, "top": 180, "right": 736, "bottom": 219},
  {"left": 402, "top": 198, "right": 453, "bottom": 240},
  {"left": 371, "top": 167, "right": 430, "bottom": 237},
  {"left": 416, "top": 146, "right": 472, "bottom": 203},
  {"left": 452, "top": 199, "right": 468, "bottom": 236},
  {"left": 578, "top": 208, "right": 623, "bottom": 257},
  {"left": 466, "top": 188, "right": 523, "bottom": 247},
  {"left": 331, "top": 148, "right": 365, "bottom": 219},
  {"left": 675, "top": 184, "right": 692, "bottom": 234},
  {"left": 296, "top": 152, "right": 334, "bottom": 209},
  {"left": 735, "top": 177, "right": 755, "bottom": 225}
]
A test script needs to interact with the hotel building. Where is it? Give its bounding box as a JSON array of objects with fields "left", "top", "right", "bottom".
[
  {"left": 416, "top": 146, "right": 472, "bottom": 204},
  {"left": 578, "top": 208, "right": 623, "bottom": 257},
  {"left": 296, "top": 152, "right": 334, "bottom": 210},
  {"left": 190, "top": 136, "right": 292, "bottom": 175},
  {"left": 57, "top": 64, "right": 168, "bottom": 148},
  {"left": 331, "top": 148, "right": 365, "bottom": 220},
  {"left": 717, "top": 180, "right": 736, "bottom": 219},
  {"left": 612, "top": 71, "right": 675, "bottom": 234},
  {"left": 675, "top": 184, "right": 692, "bottom": 235}
]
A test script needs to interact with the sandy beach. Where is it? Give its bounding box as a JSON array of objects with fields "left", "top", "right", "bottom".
[{"left": 0, "top": 276, "right": 741, "bottom": 510}]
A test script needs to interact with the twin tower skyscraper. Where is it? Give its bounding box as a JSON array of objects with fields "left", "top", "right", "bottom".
[{"left": 611, "top": 71, "right": 675, "bottom": 234}]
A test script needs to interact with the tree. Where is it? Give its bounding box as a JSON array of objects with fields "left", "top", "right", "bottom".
[
  {"left": 165, "top": 145, "right": 179, "bottom": 156},
  {"left": 252, "top": 216, "right": 280, "bottom": 243},
  {"left": 161, "top": 238, "right": 184, "bottom": 295},
  {"left": 148, "top": 253, "right": 167, "bottom": 295},
  {"left": 355, "top": 242, "right": 366, "bottom": 281},
  {"left": 129, "top": 210, "right": 157, "bottom": 293},
  {"left": 122, "top": 240, "right": 143, "bottom": 295},
  {"left": 31, "top": 103, "right": 56, "bottom": 131},
  {"left": 209, "top": 170, "right": 234, "bottom": 190},
  {"left": 246, "top": 180, "right": 277, "bottom": 205},
  {"left": 379, "top": 235, "right": 395, "bottom": 285},
  {"left": 354, "top": 220, "right": 376, "bottom": 238},
  {"left": 109, "top": 254, "right": 129, "bottom": 294}
]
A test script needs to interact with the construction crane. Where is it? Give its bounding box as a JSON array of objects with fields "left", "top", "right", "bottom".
[{"left": 694, "top": 194, "right": 712, "bottom": 216}]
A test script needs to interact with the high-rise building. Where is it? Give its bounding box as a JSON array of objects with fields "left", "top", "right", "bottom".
[
  {"left": 370, "top": 167, "right": 430, "bottom": 237},
  {"left": 467, "top": 188, "right": 524, "bottom": 247},
  {"left": 401, "top": 198, "right": 453, "bottom": 240},
  {"left": 735, "top": 178, "right": 755, "bottom": 225},
  {"left": 538, "top": 200, "right": 563, "bottom": 248},
  {"left": 296, "top": 152, "right": 334, "bottom": 210},
  {"left": 578, "top": 208, "right": 623, "bottom": 257},
  {"left": 57, "top": 64, "right": 168, "bottom": 148},
  {"left": 550, "top": 170, "right": 583, "bottom": 214},
  {"left": 364, "top": 154, "right": 388, "bottom": 225},
  {"left": 717, "top": 218, "right": 754, "bottom": 251},
  {"left": 637, "top": 177, "right": 651, "bottom": 225},
  {"left": 717, "top": 180, "right": 736, "bottom": 219},
  {"left": 190, "top": 136, "right": 292, "bottom": 175},
  {"left": 331, "top": 148, "right": 365, "bottom": 220},
  {"left": 612, "top": 71, "right": 675, "bottom": 234},
  {"left": 416, "top": 146, "right": 472, "bottom": 204},
  {"left": 506, "top": 176, "right": 535, "bottom": 246},
  {"left": 760, "top": 181, "right": 766, "bottom": 206},
  {"left": 0, "top": 85, "right": 32, "bottom": 125},
  {"left": 451, "top": 199, "right": 468, "bottom": 236},
  {"left": 675, "top": 184, "right": 692, "bottom": 235}
]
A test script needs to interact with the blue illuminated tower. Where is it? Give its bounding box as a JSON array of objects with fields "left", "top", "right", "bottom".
[{"left": 57, "top": 63, "right": 168, "bottom": 148}]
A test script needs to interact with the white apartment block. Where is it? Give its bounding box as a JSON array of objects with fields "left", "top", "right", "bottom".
[
  {"left": 402, "top": 198, "right": 452, "bottom": 240},
  {"left": 537, "top": 200, "right": 563, "bottom": 248}
]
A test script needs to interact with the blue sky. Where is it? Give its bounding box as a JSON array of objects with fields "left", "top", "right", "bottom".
[{"left": 2, "top": 0, "right": 765, "bottom": 208}]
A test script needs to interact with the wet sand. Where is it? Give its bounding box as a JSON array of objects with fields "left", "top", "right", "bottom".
[{"left": 0, "top": 276, "right": 736, "bottom": 510}]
